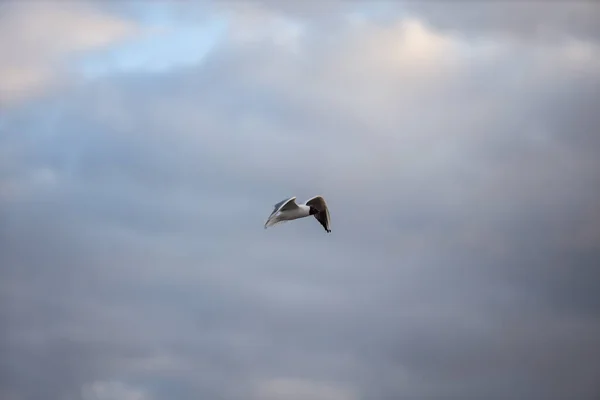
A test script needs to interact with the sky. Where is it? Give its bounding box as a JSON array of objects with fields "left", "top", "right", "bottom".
[{"left": 1, "top": 1, "right": 600, "bottom": 399}]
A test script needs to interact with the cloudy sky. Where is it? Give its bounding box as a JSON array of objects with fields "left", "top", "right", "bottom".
[{"left": 1, "top": 1, "right": 600, "bottom": 399}]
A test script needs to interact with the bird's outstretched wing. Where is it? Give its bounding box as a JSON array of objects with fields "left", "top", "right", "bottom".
[
  {"left": 264, "top": 196, "right": 298, "bottom": 228},
  {"left": 270, "top": 196, "right": 298, "bottom": 216},
  {"left": 305, "top": 195, "right": 331, "bottom": 233}
]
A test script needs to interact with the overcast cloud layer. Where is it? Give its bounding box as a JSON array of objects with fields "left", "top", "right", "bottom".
[{"left": 1, "top": 1, "right": 600, "bottom": 400}]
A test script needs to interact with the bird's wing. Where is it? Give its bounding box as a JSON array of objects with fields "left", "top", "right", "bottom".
[
  {"left": 304, "top": 195, "right": 327, "bottom": 211},
  {"left": 264, "top": 197, "right": 299, "bottom": 229},
  {"left": 269, "top": 196, "right": 298, "bottom": 217},
  {"left": 305, "top": 195, "right": 331, "bottom": 233}
]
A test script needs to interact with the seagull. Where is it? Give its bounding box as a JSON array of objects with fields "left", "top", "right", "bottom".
[{"left": 264, "top": 195, "right": 331, "bottom": 233}]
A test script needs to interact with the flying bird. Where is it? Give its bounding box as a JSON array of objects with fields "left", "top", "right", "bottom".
[{"left": 264, "top": 195, "right": 331, "bottom": 233}]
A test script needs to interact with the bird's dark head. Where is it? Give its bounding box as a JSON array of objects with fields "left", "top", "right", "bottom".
[{"left": 309, "top": 206, "right": 319, "bottom": 215}]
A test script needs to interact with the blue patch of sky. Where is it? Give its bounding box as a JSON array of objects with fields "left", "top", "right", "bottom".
[{"left": 75, "top": 10, "right": 228, "bottom": 79}]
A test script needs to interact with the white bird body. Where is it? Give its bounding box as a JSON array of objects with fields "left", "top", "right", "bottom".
[
  {"left": 264, "top": 196, "right": 331, "bottom": 233},
  {"left": 282, "top": 204, "right": 311, "bottom": 220}
]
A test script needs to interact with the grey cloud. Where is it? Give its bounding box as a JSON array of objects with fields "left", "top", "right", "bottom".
[
  {"left": 215, "top": 1, "right": 600, "bottom": 44},
  {"left": 2, "top": 3, "right": 600, "bottom": 400},
  {"left": 402, "top": 2, "right": 600, "bottom": 43}
]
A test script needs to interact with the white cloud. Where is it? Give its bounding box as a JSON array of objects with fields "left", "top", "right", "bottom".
[
  {"left": 220, "top": 2, "right": 305, "bottom": 51},
  {"left": 0, "top": 1, "right": 142, "bottom": 107}
]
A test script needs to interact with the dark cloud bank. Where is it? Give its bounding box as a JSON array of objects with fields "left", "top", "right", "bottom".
[{"left": 1, "top": 2, "right": 600, "bottom": 400}]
